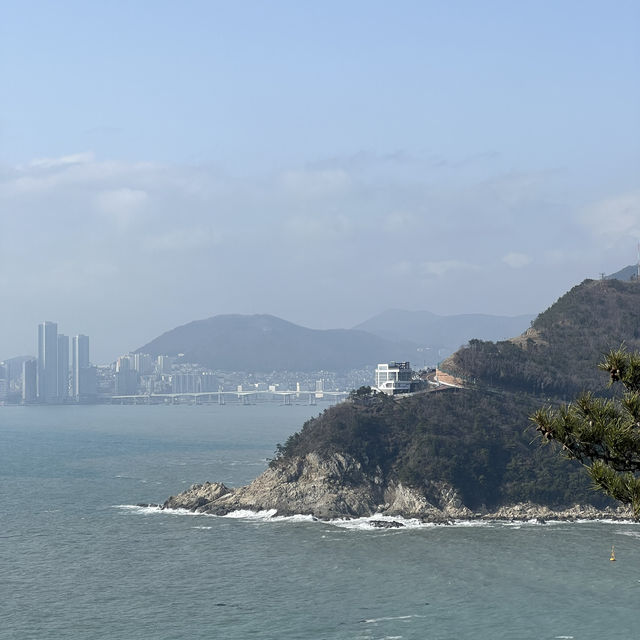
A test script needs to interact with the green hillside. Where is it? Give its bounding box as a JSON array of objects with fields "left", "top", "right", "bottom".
[
  {"left": 273, "top": 387, "right": 611, "bottom": 510},
  {"left": 442, "top": 279, "right": 640, "bottom": 397},
  {"left": 271, "top": 278, "right": 640, "bottom": 509}
]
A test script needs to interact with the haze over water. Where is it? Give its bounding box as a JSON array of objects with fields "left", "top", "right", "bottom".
[{"left": 2, "top": 404, "right": 639, "bottom": 639}]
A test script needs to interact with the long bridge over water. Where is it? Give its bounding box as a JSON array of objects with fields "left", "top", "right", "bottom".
[{"left": 111, "top": 389, "right": 349, "bottom": 405}]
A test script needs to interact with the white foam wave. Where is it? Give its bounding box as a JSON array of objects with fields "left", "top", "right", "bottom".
[
  {"left": 114, "top": 504, "right": 162, "bottom": 515},
  {"left": 114, "top": 504, "right": 205, "bottom": 517},
  {"left": 572, "top": 518, "right": 637, "bottom": 525},
  {"left": 222, "top": 508, "right": 278, "bottom": 520},
  {"left": 116, "top": 505, "right": 640, "bottom": 531},
  {"left": 330, "top": 514, "right": 430, "bottom": 530},
  {"left": 362, "top": 614, "right": 425, "bottom": 623},
  {"left": 271, "top": 513, "right": 316, "bottom": 523}
]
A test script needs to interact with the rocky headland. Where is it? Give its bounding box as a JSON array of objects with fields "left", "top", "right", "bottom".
[
  {"left": 162, "top": 452, "right": 632, "bottom": 524},
  {"left": 162, "top": 279, "right": 640, "bottom": 525}
]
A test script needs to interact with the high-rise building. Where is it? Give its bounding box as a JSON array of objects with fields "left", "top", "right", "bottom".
[
  {"left": 72, "top": 335, "right": 95, "bottom": 401},
  {"left": 38, "top": 321, "right": 58, "bottom": 403},
  {"left": 115, "top": 356, "right": 138, "bottom": 395},
  {"left": 57, "top": 334, "right": 69, "bottom": 400},
  {"left": 133, "top": 353, "right": 153, "bottom": 375},
  {"left": 156, "top": 355, "right": 173, "bottom": 374},
  {"left": 22, "top": 359, "right": 37, "bottom": 403}
]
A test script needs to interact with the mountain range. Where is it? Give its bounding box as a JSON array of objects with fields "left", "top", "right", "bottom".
[
  {"left": 353, "top": 309, "right": 533, "bottom": 360},
  {"left": 137, "top": 311, "right": 533, "bottom": 372},
  {"left": 139, "top": 265, "right": 638, "bottom": 372},
  {"left": 137, "top": 314, "right": 417, "bottom": 372}
]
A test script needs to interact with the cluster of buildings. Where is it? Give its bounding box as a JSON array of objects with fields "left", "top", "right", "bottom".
[
  {"left": 21, "top": 321, "right": 96, "bottom": 404},
  {"left": 113, "top": 353, "right": 217, "bottom": 396},
  {"left": 0, "top": 322, "right": 434, "bottom": 405}
]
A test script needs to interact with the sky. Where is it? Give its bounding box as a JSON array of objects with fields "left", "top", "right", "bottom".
[{"left": 1, "top": 1, "right": 639, "bottom": 363}]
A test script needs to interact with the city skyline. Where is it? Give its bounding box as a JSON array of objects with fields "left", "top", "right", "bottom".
[{"left": 22, "top": 321, "right": 97, "bottom": 403}]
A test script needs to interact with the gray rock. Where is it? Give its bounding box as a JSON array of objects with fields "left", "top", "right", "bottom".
[
  {"left": 161, "top": 453, "right": 635, "bottom": 523},
  {"left": 162, "top": 481, "right": 232, "bottom": 511},
  {"left": 369, "top": 520, "right": 404, "bottom": 528}
]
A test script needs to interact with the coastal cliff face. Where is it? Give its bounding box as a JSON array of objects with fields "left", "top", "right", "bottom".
[
  {"left": 162, "top": 450, "right": 630, "bottom": 522},
  {"left": 163, "top": 451, "right": 473, "bottom": 521}
]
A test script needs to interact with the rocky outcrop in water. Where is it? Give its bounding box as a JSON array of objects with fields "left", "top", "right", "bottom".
[
  {"left": 163, "top": 452, "right": 470, "bottom": 520},
  {"left": 162, "top": 452, "right": 631, "bottom": 522}
]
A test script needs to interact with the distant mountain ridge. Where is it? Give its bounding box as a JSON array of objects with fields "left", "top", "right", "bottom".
[
  {"left": 607, "top": 264, "right": 639, "bottom": 282},
  {"left": 137, "top": 314, "right": 417, "bottom": 372},
  {"left": 353, "top": 309, "right": 533, "bottom": 364},
  {"left": 138, "top": 307, "right": 538, "bottom": 372}
]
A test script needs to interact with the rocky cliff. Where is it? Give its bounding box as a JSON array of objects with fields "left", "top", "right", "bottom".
[
  {"left": 163, "top": 450, "right": 630, "bottom": 522},
  {"left": 164, "top": 451, "right": 471, "bottom": 521}
]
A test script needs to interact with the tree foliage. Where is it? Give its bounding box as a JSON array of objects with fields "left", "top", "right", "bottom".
[
  {"left": 271, "top": 385, "right": 609, "bottom": 510},
  {"left": 532, "top": 347, "right": 640, "bottom": 517},
  {"left": 444, "top": 280, "right": 640, "bottom": 398}
]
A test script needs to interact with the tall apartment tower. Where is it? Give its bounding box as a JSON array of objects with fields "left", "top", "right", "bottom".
[
  {"left": 72, "top": 335, "right": 93, "bottom": 400},
  {"left": 22, "top": 359, "right": 37, "bottom": 403},
  {"left": 57, "top": 334, "right": 69, "bottom": 400},
  {"left": 38, "top": 321, "right": 58, "bottom": 403}
]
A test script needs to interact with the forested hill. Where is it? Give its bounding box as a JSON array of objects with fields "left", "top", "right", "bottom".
[
  {"left": 441, "top": 278, "right": 640, "bottom": 397},
  {"left": 271, "top": 278, "right": 640, "bottom": 511},
  {"left": 137, "top": 314, "right": 416, "bottom": 372},
  {"left": 273, "top": 389, "right": 611, "bottom": 510}
]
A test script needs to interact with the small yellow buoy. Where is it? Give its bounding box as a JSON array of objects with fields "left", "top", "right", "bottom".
[{"left": 610, "top": 545, "right": 616, "bottom": 562}]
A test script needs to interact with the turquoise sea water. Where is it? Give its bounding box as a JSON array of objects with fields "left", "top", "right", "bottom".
[{"left": 1, "top": 404, "right": 639, "bottom": 640}]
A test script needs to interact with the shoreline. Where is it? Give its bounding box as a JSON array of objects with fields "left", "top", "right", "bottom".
[{"left": 137, "top": 501, "right": 636, "bottom": 527}]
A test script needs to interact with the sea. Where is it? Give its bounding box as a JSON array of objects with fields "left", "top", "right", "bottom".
[{"left": 1, "top": 403, "right": 639, "bottom": 640}]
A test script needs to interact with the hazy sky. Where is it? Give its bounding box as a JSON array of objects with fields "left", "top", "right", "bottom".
[{"left": 1, "top": 1, "right": 639, "bottom": 363}]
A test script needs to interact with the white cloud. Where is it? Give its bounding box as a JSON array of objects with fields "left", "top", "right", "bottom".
[
  {"left": 502, "top": 252, "right": 532, "bottom": 268},
  {"left": 582, "top": 191, "right": 640, "bottom": 244},
  {"left": 28, "top": 152, "right": 95, "bottom": 169}
]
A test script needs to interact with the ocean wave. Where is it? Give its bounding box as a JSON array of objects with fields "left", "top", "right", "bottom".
[
  {"left": 571, "top": 518, "right": 638, "bottom": 525},
  {"left": 222, "top": 508, "right": 278, "bottom": 519},
  {"left": 221, "top": 510, "right": 316, "bottom": 523},
  {"left": 362, "top": 614, "right": 425, "bottom": 623},
  {"left": 115, "top": 505, "right": 640, "bottom": 530},
  {"left": 114, "top": 504, "right": 201, "bottom": 517},
  {"left": 330, "top": 514, "right": 431, "bottom": 530}
]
